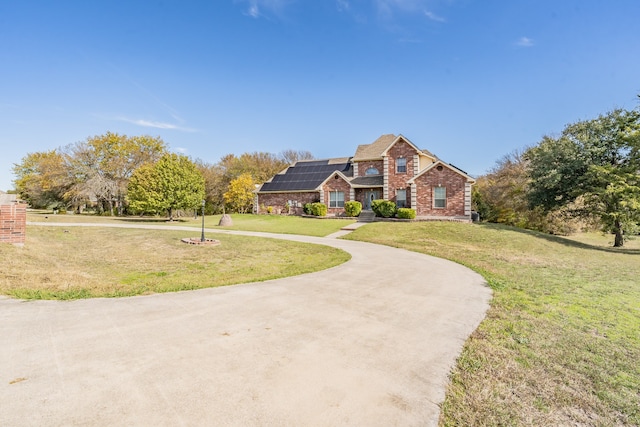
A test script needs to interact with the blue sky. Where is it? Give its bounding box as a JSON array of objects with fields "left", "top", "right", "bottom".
[{"left": 2, "top": 0, "right": 639, "bottom": 192}]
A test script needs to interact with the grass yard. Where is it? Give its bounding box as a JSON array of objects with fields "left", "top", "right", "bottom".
[
  {"left": 0, "top": 226, "right": 350, "bottom": 300},
  {"left": 26, "top": 210, "right": 356, "bottom": 237},
  {"left": 344, "top": 222, "right": 640, "bottom": 426}
]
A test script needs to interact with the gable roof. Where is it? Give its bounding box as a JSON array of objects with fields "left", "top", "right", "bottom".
[
  {"left": 407, "top": 160, "right": 476, "bottom": 184},
  {"left": 352, "top": 134, "right": 397, "bottom": 161},
  {"left": 352, "top": 134, "right": 438, "bottom": 162},
  {"left": 258, "top": 158, "right": 353, "bottom": 193},
  {"left": 380, "top": 134, "right": 423, "bottom": 157}
]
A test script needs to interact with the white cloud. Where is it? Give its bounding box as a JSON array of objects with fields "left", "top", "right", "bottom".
[
  {"left": 515, "top": 36, "right": 534, "bottom": 47},
  {"left": 336, "top": 0, "right": 350, "bottom": 12},
  {"left": 248, "top": 3, "right": 260, "bottom": 18},
  {"left": 237, "top": 0, "right": 293, "bottom": 19},
  {"left": 128, "top": 118, "right": 178, "bottom": 129},
  {"left": 373, "top": 0, "right": 448, "bottom": 24},
  {"left": 116, "top": 116, "right": 196, "bottom": 132},
  {"left": 175, "top": 147, "right": 188, "bottom": 154},
  {"left": 424, "top": 9, "right": 445, "bottom": 22}
]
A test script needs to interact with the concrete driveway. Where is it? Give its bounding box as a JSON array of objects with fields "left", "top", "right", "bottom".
[{"left": 1, "top": 224, "right": 491, "bottom": 426}]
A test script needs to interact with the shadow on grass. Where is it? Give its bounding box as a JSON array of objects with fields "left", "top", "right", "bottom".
[{"left": 476, "top": 222, "right": 640, "bottom": 255}]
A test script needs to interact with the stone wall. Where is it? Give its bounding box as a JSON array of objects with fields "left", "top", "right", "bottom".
[{"left": 0, "top": 203, "right": 26, "bottom": 245}]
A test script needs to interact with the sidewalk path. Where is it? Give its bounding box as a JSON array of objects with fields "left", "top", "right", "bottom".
[{"left": 1, "top": 222, "right": 491, "bottom": 426}]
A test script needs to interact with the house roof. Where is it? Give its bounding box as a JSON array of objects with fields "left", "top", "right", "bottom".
[
  {"left": 419, "top": 148, "right": 438, "bottom": 159},
  {"left": 258, "top": 158, "right": 353, "bottom": 192},
  {"left": 352, "top": 134, "right": 397, "bottom": 161},
  {"left": 407, "top": 160, "right": 476, "bottom": 184},
  {"left": 349, "top": 175, "right": 384, "bottom": 188},
  {"left": 353, "top": 134, "right": 438, "bottom": 162}
]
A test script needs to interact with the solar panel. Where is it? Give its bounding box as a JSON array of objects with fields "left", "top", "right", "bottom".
[{"left": 260, "top": 160, "right": 352, "bottom": 192}]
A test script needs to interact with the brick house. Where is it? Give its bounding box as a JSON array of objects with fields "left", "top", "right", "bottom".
[{"left": 256, "top": 134, "right": 475, "bottom": 221}]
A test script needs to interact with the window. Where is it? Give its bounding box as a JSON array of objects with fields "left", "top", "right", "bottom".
[
  {"left": 434, "top": 187, "right": 446, "bottom": 208},
  {"left": 329, "top": 191, "right": 344, "bottom": 208},
  {"left": 396, "top": 157, "right": 407, "bottom": 173},
  {"left": 396, "top": 189, "right": 406, "bottom": 208},
  {"left": 365, "top": 167, "right": 379, "bottom": 175}
]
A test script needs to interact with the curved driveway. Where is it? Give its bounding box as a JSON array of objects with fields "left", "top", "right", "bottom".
[{"left": 1, "top": 223, "right": 491, "bottom": 426}]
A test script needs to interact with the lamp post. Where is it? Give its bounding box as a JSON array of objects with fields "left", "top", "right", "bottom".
[{"left": 200, "top": 199, "right": 206, "bottom": 242}]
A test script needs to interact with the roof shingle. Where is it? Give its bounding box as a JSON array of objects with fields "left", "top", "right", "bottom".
[{"left": 352, "top": 134, "right": 397, "bottom": 161}]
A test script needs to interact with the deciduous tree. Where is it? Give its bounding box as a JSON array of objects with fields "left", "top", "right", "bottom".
[
  {"left": 12, "top": 150, "right": 70, "bottom": 208},
  {"left": 279, "top": 149, "right": 314, "bottom": 165},
  {"left": 83, "top": 132, "right": 166, "bottom": 215},
  {"left": 473, "top": 150, "right": 530, "bottom": 226},
  {"left": 223, "top": 173, "right": 255, "bottom": 213},
  {"left": 127, "top": 153, "right": 205, "bottom": 219},
  {"left": 526, "top": 108, "right": 640, "bottom": 246}
]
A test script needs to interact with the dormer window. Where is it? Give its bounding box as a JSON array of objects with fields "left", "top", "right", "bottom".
[
  {"left": 365, "top": 167, "right": 379, "bottom": 175},
  {"left": 396, "top": 157, "right": 407, "bottom": 173}
]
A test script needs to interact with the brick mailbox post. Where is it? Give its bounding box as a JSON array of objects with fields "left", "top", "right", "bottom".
[{"left": 0, "top": 194, "right": 26, "bottom": 246}]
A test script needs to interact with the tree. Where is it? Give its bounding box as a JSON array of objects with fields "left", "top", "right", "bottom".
[
  {"left": 279, "top": 149, "right": 314, "bottom": 165},
  {"left": 127, "top": 153, "right": 205, "bottom": 219},
  {"left": 526, "top": 108, "right": 640, "bottom": 246},
  {"left": 218, "top": 152, "right": 288, "bottom": 184},
  {"left": 83, "top": 132, "right": 166, "bottom": 215},
  {"left": 201, "top": 151, "right": 303, "bottom": 214},
  {"left": 194, "top": 159, "right": 227, "bottom": 214},
  {"left": 12, "top": 150, "right": 71, "bottom": 208},
  {"left": 223, "top": 173, "right": 255, "bottom": 213},
  {"left": 473, "top": 150, "right": 531, "bottom": 226}
]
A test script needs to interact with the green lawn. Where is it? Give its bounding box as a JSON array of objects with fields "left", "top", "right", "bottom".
[
  {"left": 344, "top": 222, "right": 640, "bottom": 426},
  {"left": 27, "top": 211, "right": 356, "bottom": 237},
  {"left": 1, "top": 225, "right": 350, "bottom": 300}
]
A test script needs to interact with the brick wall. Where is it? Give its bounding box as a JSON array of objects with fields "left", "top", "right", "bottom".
[
  {"left": 413, "top": 166, "right": 468, "bottom": 217},
  {"left": 354, "top": 160, "right": 384, "bottom": 177},
  {"left": 322, "top": 174, "right": 353, "bottom": 215},
  {"left": 0, "top": 203, "right": 26, "bottom": 245},
  {"left": 256, "top": 192, "right": 319, "bottom": 214},
  {"left": 386, "top": 140, "right": 419, "bottom": 207}
]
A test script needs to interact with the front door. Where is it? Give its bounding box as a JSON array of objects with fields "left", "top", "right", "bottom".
[{"left": 364, "top": 190, "right": 380, "bottom": 210}]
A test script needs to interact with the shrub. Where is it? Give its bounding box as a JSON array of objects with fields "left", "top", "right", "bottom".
[
  {"left": 266, "top": 205, "right": 273, "bottom": 214},
  {"left": 309, "top": 202, "right": 327, "bottom": 216},
  {"left": 396, "top": 208, "right": 416, "bottom": 219},
  {"left": 303, "top": 203, "right": 313, "bottom": 215},
  {"left": 344, "top": 200, "right": 362, "bottom": 217},
  {"left": 371, "top": 199, "right": 397, "bottom": 218}
]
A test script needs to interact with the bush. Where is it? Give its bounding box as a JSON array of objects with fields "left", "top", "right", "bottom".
[
  {"left": 309, "top": 202, "right": 327, "bottom": 216},
  {"left": 371, "top": 199, "right": 397, "bottom": 218},
  {"left": 303, "top": 203, "right": 312, "bottom": 215},
  {"left": 344, "top": 201, "right": 362, "bottom": 217},
  {"left": 396, "top": 208, "right": 416, "bottom": 219}
]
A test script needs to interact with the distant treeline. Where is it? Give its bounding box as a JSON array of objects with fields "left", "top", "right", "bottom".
[{"left": 12, "top": 131, "right": 313, "bottom": 216}]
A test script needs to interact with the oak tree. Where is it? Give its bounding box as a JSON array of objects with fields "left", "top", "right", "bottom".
[{"left": 526, "top": 109, "right": 640, "bottom": 246}]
